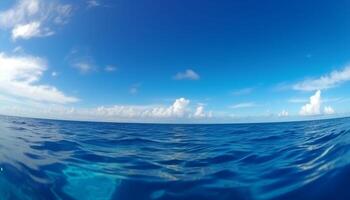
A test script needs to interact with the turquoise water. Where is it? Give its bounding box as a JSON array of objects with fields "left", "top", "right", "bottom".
[{"left": 1, "top": 115, "right": 350, "bottom": 199}]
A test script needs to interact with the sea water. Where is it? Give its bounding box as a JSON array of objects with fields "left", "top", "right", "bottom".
[{"left": 1, "top": 115, "right": 350, "bottom": 200}]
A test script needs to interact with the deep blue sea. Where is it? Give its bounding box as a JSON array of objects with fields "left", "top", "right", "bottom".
[{"left": 1, "top": 115, "right": 350, "bottom": 200}]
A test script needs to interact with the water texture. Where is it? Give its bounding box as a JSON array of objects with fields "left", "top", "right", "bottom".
[{"left": 1, "top": 115, "right": 350, "bottom": 200}]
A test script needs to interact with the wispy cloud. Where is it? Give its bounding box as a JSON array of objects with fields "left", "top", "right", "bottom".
[
  {"left": 11, "top": 21, "right": 53, "bottom": 40},
  {"left": 293, "top": 66, "right": 350, "bottom": 91},
  {"left": 129, "top": 83, "right": 141, "bottom": 95},
  {"left": 12, "top": 46, "right": 24, "bottom": 53},
  {"left": 231, "top": 87, "right": 254, "bottom": 96},
  {"left": 67, "top": 48, "right": 97, "bottom": 74},
  {"left": 104, "top": 65, "right": 117, "bottom": 72},
  {"left": 73, "top": 62, "right": 94, "bottom": 74},
  {"left": 86, "top": 0, "right": 101, "bottom": 8},
  {"left": 0, "top": 52, "right": 78, "bottom": 104},
  {"left": 0, "top": 0, "right": 73, "bottom": 40},
  {"left": 230, "top": 102, "right": 257, "bottom": 109},
  {"left": 173, "top": 69, "right": 200, "bottom": 80}
]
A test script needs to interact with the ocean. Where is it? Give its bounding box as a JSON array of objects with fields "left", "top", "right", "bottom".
[{"left": 0, "top": 115, "right": 350, "bottom": 200}]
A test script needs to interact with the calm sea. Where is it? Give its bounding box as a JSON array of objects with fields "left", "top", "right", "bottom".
[{"left": 0, "top": 115, "right": 350, "bottom": 200}]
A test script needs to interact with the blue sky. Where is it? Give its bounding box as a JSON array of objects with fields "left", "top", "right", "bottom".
[{"left": 0, "top": 0, "right": 350, "bottom": 123}]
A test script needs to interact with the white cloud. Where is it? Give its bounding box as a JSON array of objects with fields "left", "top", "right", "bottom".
[
  {"left": 73, "top": 62, "right": 93, "bottom": 74},
  {"left": 87, "top": 0, "right": 101, "bottom": 8},
  {"left": 12, "top": 46, "right": 24, "bottom": 53},
  {"left": 0, "top": 98, "right": 213, "bottom": 122},
  {"left": 104, "top": 65, "right": 117, "bottom": 72},
  {"left": 12, "top": 21, "right": 53, "bottom": 40},
  {"left": 230, "top": 102, "right": 256, "bottom": 109},
  {"left": 192, "top": 105, "right": 212, "bottom": 118},
  {"left": 299, "top": 90, "right": 321, "bottom": 116},
  {"left": 129, "top": 83, "right": 141, "bottom": 95},
  {"left": 324, "top": 106, "right": 335, "bottom": 115},
  {"left": 173, "top": 69, "right": 200, "bottom": 80},
  {"left": 54, "top": 4, "right": 73, "bottom": 25},
  {"left": 0, "top": 53, "right": 78, "bottom": 104},
  {"left": 67, "top": 48, "right": 97, "bottom": 74},
  {"left": 299, "top": 90, "right": 337, "bottom": 116},
  {"left": 0, "top": 0, "right": 72, "bottom": 40},
  {"left": 129, "top": 88, "right": 138, "bottom": 95},
  {"left": 278, "top": 110, "right": 289, "bottom": 117},
  {"left": 293, "top": 66, "right": 350, "bottom": 91},
  {"left": 232, "top": 87, "right": 254, "bottom": 96}
]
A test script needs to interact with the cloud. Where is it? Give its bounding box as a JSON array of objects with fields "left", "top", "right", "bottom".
[
  {"left": 192, "top": 105, "right": 212, "bottom": 118},
  {"left": 94, "top": 98, "right": 192, "bottom": 119},
  {"left": 67, "top": 48, "right": 97, "bottom": 74},
  {"left": 324, "top": 106, "right": 335, "bottom": 115},
  {"left": 299, "top": 90, "right": 336, "bottom": 116},
  {"left": 104, "top": 65, "right": 117, "bottom": 72},
  {"left": 232, "top": 87, "right": 254, "bottom": 96},
  {"left": 12, "top": 21, "right": 53, "bottom": 40},
  {"left": 1, "top": 98, "right": 213, "bottom": 122},
  {"left": 129, "top": 83, "right": 141, "bottom": 95},
  {"left": 173, "top": 69, "right": 200, "bottom": 80},
  {"left": 278, "top": 110, "right": 289, "bottom": 117},
  {"left": 0, "top": 0, "right": 72, "bottom": 40},
  {"left": 293, "top": 66, "right": 350, "bottom": 91},
  {"left": 87, "top": 0, "right": 101, "bottom": 8},
  {"left": 12, "top": 46, "right": 24, "bottom": 53},
  {"left": 230, "top": 102, "right": 256, "bottom": 109},
  {"left": 299, "top": 90, "right": 321, "bottom": 116},
  {"left": 0, "top": 52, "right": 78, "bottom": 104},
  {"left": 73, "top": 62, "right": 93, "bottom": 74}
]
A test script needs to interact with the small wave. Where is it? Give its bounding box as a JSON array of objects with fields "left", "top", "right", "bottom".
[{"left": 1, "top": 116, "right": 350, "bottom": 199}]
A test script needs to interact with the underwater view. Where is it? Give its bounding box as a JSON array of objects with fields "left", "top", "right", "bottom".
[{"left": 1, "top": 115, "right": 350, "bottom": 200}]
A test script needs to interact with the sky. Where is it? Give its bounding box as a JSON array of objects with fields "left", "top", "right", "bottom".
[{"left": 1, "top": 0, "right": 350, "bottom": 123}]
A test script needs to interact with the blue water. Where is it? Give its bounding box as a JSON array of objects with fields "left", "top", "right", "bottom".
[{"left": 1, "top": 115, "right": 350, "bottom": 200}]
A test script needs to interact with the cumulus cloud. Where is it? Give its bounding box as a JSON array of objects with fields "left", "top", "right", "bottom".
[
  {"left": 299, "top": 90, "right": 321, "bottom": 116},
  {"left": 173, "top": 69, "right": 200, "bottom": 80},
  {"left": 0, "top": 98, "right": 212, "bottom": 122},
  {"left": 293, "top": 66, "right": 350, "bottom": 91},
  {"left": 0, "top": 0, "right": 72, "bottom": 40},
  {"left": 192, "top": 105, "right": 212, "bottom": 118},
  {"left": 324, "top": 106, "right": 335, "bottom": 115},
  {"left": 0, "top": 53, "right": 78, "bottom": 104},
  {"left": 278, "top": 110, "right": 289, "bottom": 117},
  {"left": 299, "top": 90, "right": 336, "bottom": 116}
]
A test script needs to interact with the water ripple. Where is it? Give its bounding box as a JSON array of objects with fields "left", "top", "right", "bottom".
[{"left": 1, "top": 116, "right": 350, "bottom": 199}]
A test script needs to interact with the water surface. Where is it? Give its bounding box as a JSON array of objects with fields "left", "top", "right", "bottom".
[{"left": 1, "top": 115, "right": 350, "bottom": 199}]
